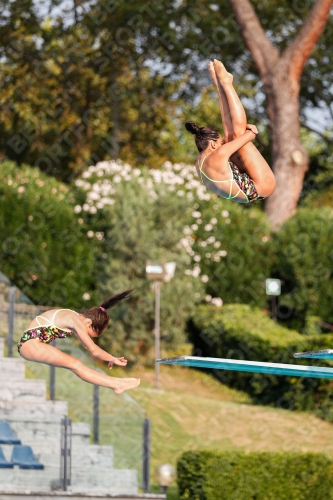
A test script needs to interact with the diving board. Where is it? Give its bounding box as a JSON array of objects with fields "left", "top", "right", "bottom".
[
  {"left": 156, "top": 356, "right": 333, "bottom": 379},
  {"left": 294, "top": 349, "right": 333, "bottom": 360}
]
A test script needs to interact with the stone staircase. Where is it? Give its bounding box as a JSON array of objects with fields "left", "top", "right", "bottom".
[{"left": 0, "top": 338, "right": 138, "bottom": 494}]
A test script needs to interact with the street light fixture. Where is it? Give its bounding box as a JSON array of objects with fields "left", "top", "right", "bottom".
[
  {"left": 155, "top": 463, "right": 176, "bottom": 494},
  {"left": 265, "top": 278, "right": 281, "bottom": 321},
  {"left": 146, "top": 260, "right": 176, "bottom": 390}
]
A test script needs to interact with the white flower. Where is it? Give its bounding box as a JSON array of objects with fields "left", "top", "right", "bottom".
[
  {"left": 221, "top": 210, "right": 229, "bottom": 218},
  {"left": 201, "top": 275, "right": 209, "bottom": 283},
  {"left": 194, "top": 255, "right": 201, "bottom": 262},
  {"left": 204, "top": 224, "right": 213, "bottom": 231},
  {"left": 214, "top": 241, "right": 221, "bottom": 248},
  {"left": 89, "top": 192, "right": 99, "bottom": 201},
  {"left": 87, "top": 231, "right": 94, "bottom": 238},
  {"left": 82, "top": 293, "right": 91, "bottom": 300},
  {"left": 192, "top": 211, "right": 201, "bottom": 218},
  {"left": 211, "top": 297, "right": 223, "bottom": 307},
  {"left": 74, "top": 205, "right": 82, "bottom": 213}
]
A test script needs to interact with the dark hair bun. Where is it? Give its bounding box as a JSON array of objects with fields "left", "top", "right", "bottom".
[{"left": 185, "top": 121, "right": 200, "bottom": 135}]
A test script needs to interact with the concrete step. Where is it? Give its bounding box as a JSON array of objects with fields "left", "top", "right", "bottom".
[
  {"left": 71, "top": 422, "right": 90, "bottom": 447},
  {"left": 71, "top": 444, "right": 114, "bottom": 468},
  {"left": 0, "top": 358, "right": 25, "bottom": 380},
  {"left": 0, "top": 400, "right": 68, "bottom": 419},
  {"left": 70, "top": 469, "right": 137, "bottom": 493},
  {"left": 0, "top": 379, "right": 46, "bottom": 402},
  {"left": 0, "top": 468, "right": 58, "bottom": 491}
]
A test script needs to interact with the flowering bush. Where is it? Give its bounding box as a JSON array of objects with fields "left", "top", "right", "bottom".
[{"left": 74, "top": 159, "right": 272, "bottom": 360}]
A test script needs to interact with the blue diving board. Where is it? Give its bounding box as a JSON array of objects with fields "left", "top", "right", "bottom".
[
  {"left": 294, "top": 349, "right": 333, "bottom": 360},
  {"left": 156, "top": 356, "right": 333, "bottom": 379}
]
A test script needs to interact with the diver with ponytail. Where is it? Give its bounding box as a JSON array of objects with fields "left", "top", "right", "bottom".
[
  {"left": 18, "top": 290, "right": 140, "bottom": 395},
  {"left": 185, "top": 59, "right": 275, "bottom": 203}
]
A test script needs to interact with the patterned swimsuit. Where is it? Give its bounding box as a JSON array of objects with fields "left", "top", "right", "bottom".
[
  {"left": 17, "top": 309, "right": 78, "bottom": 354},
  {"left": 198, "top": 156, "right": 265, "bottom": 203}
]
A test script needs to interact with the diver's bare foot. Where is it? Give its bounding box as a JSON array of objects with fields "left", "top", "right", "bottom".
[
  {"left": 213, "top": 59, "right": 233, "bottom": 85},
  {"left": 208, "top": 61, "right": 218, "bottom": 87},
  {"left": 114, "top": 378, "right": 140, "bottom": 395}
]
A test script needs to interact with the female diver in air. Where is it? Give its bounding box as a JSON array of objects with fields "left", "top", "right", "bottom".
[
  {"left": 18, "top": 290, "right": 140, "bottom": 394},
  {"left": 185, "top": 59, "right": 275, "bottom": 203}
]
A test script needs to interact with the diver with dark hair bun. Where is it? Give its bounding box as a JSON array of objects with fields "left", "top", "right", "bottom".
[
  {"left": 17, "top": 290, "right": 140, "bottom": 395},
  {"left": 185, "top": 60, "right": 275, "bottom": 203}
]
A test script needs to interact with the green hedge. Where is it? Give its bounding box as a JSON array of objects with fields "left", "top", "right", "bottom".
[
  {"left": 271, "top": 207, "right": 333, "bottom": 329},
  {"left": 177, "top": 450, "right": 333, "bottom": 500},
  {"left": 188, "top": 304, "right": 333, "bottom": 420},
  {"left": 0, "top": 161, "right": 96, "bottom": 307}
]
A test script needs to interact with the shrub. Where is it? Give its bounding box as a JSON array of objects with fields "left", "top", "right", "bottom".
[
  {"left": 271, "top": 207, "right": 333, "bottom": 329},
  {"left": 0, "top": 161, "right": 96, "bottom": 307},
  {"left": 177, "top": 450, "right": 333, "bottom": 500},
  {"left": 188, "top": 195, "right": 272, "bottom": 309},
  {"left": 74, "top": 161, "right": 205, "bottom": 362}
]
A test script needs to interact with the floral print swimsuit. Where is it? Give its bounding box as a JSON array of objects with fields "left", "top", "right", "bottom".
[{"left": 17, "top": 309, "right": 78, "bottom": 354}]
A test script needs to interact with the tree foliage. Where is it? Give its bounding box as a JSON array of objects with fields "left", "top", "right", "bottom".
[
  {"left": 1, "top": 0, "right": 332, "bottom": 195},
  {"left": 271, "top": 206, "right": 333, "bottom": 329},
  {"left": 0, "top": 160, "right": 96, "bottom": 306}
]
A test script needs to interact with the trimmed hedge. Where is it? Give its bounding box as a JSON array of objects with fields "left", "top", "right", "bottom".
[
  {"left": 188, "top": 304, "right": 333, "bottom": 420},
  {"left": 177, "top": 450, "right": 333, "bottom": 500}
]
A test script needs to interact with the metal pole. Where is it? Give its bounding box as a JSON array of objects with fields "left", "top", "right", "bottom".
[
  {"left": 155, "top": 281, "right": 161, "bottom": 390},
  {"left": 142, "top": 418, "right": 151, "bottom": 493},
  {"left": 61, "top": 416, "right": 72, "bottom": 491},
  {"left": 93, "top": 384, "right": 99, "bottom": 444},
  {"left": 8, "top": 286, "right": 15, "bottom": 357},
  {"left": 272, "top": 295, "right": 277, "bottom": 322},
  {"left": 50, "top": 340, "right": 56, "bottom": 401}
]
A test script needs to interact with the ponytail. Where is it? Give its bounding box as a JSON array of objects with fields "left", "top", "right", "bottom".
[
  {"left": 100, "top": 290, "right": 133, "bottom": 310},
  {"left": 82, "top": 289, "right": 133, "bottom": 335}
]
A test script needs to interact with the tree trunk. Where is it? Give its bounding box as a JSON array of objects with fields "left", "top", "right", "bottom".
[
  {"left": 227, "top": 0, "right": 333, "bottom": 229},
  {"left": 264, "top": 61, "right": 309, "bottom": 229}
]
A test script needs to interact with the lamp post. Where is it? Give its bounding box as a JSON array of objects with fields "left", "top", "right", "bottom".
[
  {"left": 155, "top": 463, "right": 176, "bottom": 494},
  {"left": 146, "top": 260, "right": 176, "bottom": 390},
  {"left": 265, "top": 278, "right": 281, "bottom": 321}
]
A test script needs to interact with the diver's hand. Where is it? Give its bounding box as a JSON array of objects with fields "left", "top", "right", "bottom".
[
  {"left": 108, "top": 356, "right": 128, "bottom": 369},
  {"left": 246, "top": 124, "right": 258, "bottom": 135}
]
